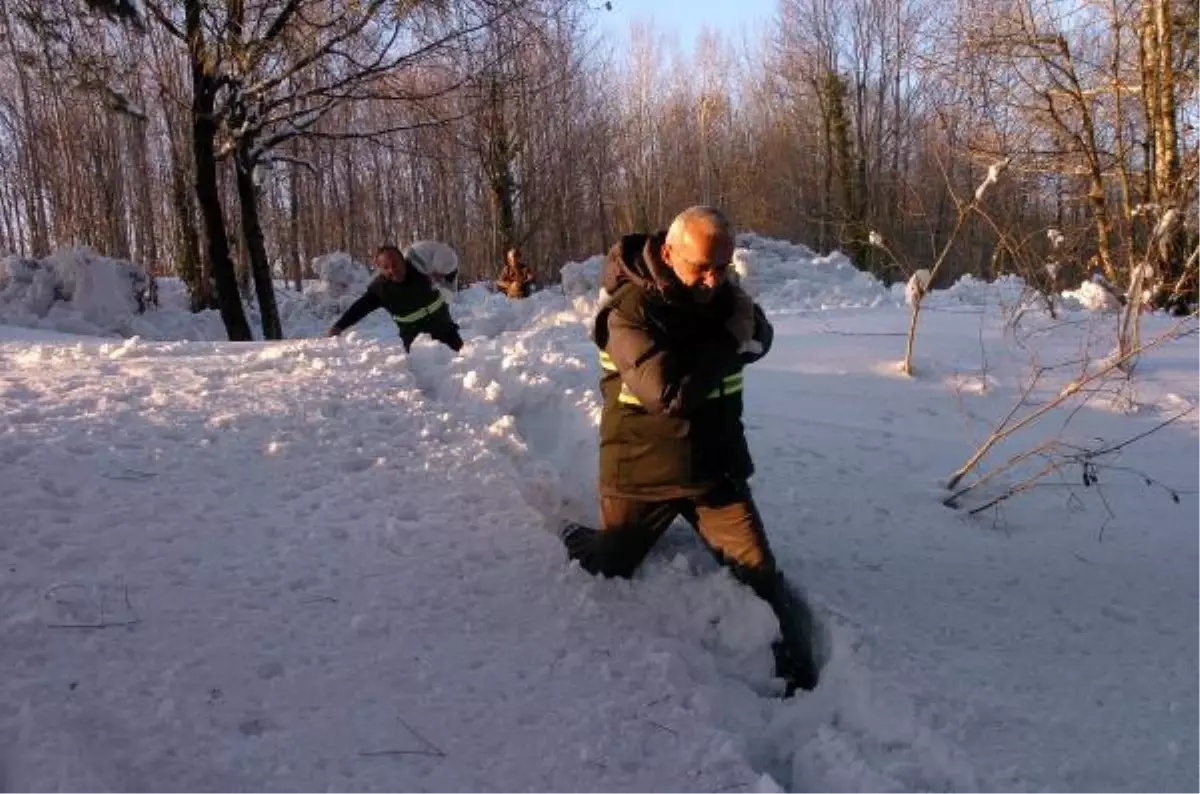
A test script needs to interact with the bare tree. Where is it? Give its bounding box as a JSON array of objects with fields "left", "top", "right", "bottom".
[{"left": 0, "top": 0, "right": 1193, "bottom": 338}]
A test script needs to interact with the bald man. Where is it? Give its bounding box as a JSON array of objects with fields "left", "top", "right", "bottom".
[
  {"left": 326, "top": 244, "right": 463, "bottom": 352},
  {"left": 559, "top": 206, "right": 821, "bottom": 696}
]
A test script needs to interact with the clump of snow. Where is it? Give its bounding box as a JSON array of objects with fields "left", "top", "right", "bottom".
[
  {"left": 560, "top": 254, "right": 605, "bottom": 298},
  {"left": 311, "top": 252, "right": 370, "bottom": 300},
  {"left": 974, "top": 156, "right": 1011, "bottom": 201},
  {"left": 0, "top": 248, "right": 155, "bottom": 338},
  {"left": 1062, "top": 279, "right": 1124, "bottom": 312},
  {"left": 905, "top": 269, "right": 932, "bottom": 306}
]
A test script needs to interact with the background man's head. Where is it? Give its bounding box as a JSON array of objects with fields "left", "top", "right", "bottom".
[
  {"left": 661, "top": 205, "right": 734, "bottom": 303},
  {"left": 506, "top": 247, "right": 522, "bottom": 268},
  {"left": 374, "top": 245, "right": 406, "bottom": 282}
]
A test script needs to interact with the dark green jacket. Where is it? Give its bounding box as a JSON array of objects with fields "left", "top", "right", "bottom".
[{"left": 593, "top": 232, "right": 773, "bottom": 499}]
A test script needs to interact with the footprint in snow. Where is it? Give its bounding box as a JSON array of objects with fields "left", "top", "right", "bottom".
[
  {"left": 7, "top": 407, "right": 42, "bottom": 424},
  {"left": 1101, "top": 603, "right": 1139, "bottom": 624},
  {"left": 0, "top": 443, "right": 33, "bottom": 463},
  {"left": 341, "top": 456, "right": 377, "bottom": 473},
  {"left": 40, "top": 477, "right": 80, "bottom": 499}
]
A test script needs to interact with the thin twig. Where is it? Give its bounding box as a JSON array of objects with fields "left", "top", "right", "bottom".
[
  {"left": 967, "top": 459, "right": 1060, "bottom": 515},
  {"left": 645, "top": 719, "right": 677, "bottom": 736},
  {"left": 946, "top": 316, "right": 1195, "bottom": 490},
  {"left": 359, "top": 748, "right": 444, "bottom": 758},
  {"left": 944, "top": 442, "right": 1056, "bottom": 507},
  {"left": 1081, "top": 407, "right": 1196, "bottom": 458},
  {"left": 946, "top": 364, "right": 1047, "bottom": 490}
]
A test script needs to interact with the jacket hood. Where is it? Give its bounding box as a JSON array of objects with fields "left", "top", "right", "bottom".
[{"left": 601, "top": 232, "right": 678, "bottom": 298}]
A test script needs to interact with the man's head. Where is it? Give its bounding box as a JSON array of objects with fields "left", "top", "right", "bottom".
[
  {"left": 661, "top": 205, "right": 734, "bottom": 303},
  {"left": 506, "top": 247, "right": 522, "bottom": 269},
  {"left": 374, "top": 244, "right": 406, "bottom": 282}
]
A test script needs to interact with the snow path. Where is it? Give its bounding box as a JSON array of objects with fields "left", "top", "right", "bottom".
[
  {"left": 0, "top": 336, "right": 765, "bottom": 791},
  {"left": 1, "top": 302, "right": 1196, "bottom": 792}
]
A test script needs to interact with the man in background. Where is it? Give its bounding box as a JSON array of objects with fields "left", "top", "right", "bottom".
[
  {"left": 496, "top": 247, "right": 536, "bottom": 299},
  {"left": 326, "top": 244, "right": 463, "bottom": 353}
]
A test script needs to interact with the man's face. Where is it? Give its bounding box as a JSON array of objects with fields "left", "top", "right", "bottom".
[
  {"left": 374, "top": 250, "right": 406, "bottom": 282},
  {"left": 507, "top": 249, "right": 522, "bottom": 268},
  {"left": 663, "top": 230, "right": 733, "bottom": 303}
]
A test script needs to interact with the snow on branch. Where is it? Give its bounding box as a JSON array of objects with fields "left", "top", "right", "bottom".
[{"left": 974, "top": 157, "right": 1011, "bottom": 202}]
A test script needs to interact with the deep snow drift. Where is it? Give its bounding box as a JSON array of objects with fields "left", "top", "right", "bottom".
[
  {"left": 2, "top": 234, "right": 1121, "bottom": 342},
  {"left": 0, "top": 236, "right": 1195, "bottom": 792}
]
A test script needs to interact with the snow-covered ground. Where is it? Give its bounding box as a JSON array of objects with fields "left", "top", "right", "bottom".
[{"left": 0, "top": 239, "right": 1196, "bottom": 791}]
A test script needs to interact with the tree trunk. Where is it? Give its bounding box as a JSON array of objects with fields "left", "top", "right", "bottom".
[
  {"left": 1138, "top": 6, "right": 1158, "bottom": 204},
  {"left": 168, "top": 128, "right": 208, "bottom": 311},
  {"left": 1150, "top": 0, "right": 1184, "bottom": 287},
  {"left": 288, "top": 156, "right": 302, "bottom": 292},
  {"left": 130, "top": 114, "right": 158, "bottom": 268},
  {"left": 188, "top": 0, "right": 251, "bottom": 341},
  {"left": 235, "top": 143, "right": 283, "bottom": 339},
  {"left": 825, "top": 71, "right": 866, "bottom": 269}
]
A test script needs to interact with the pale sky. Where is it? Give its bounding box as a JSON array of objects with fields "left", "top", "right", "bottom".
[{"left": 597, "top": 0, "right": 778, "bottom": 55}]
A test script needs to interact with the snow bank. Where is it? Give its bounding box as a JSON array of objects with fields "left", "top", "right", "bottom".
[
  {"left": 0, "top": 248, "right": 156, "bottom": 337},
  {"left": 731, "top": 234, "right": 894, "bottom": 312},
  {"left": 930, "top": 273, "right": 1029, "bottom": 308},
  {"left": 0, "top": 238, "right": 1128, "bottom": 344},
  {"left": 556, "top": 235, "right": 895, "bottom": 313}
]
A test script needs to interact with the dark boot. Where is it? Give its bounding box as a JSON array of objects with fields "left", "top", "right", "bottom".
[
  {"left": 560, "top": 522, "right": 596, "bottom": 560},
  {"left": 755, "top": 571, "right": 822, "bottom": 695},
  {"left": 773, "top": 637, "right": 819, "bottom": 696}
]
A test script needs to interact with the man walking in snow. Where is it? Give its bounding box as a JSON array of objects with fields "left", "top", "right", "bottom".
[
  {"left": 326, "top": 244, "right": 464, "bottom": 352},
  {"left": 560, "top": 205, "right": 822, "bottom": 695}
]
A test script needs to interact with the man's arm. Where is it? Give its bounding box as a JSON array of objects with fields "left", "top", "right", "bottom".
[
  {"left": 605, "top": 307, "right": 738, "bottom": 416},
  {"left": 327, "top": 289, "right": 382, "bottom": 336},
  {"left": 738, "top": 304, "right": 774, "bottom": 363}
]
